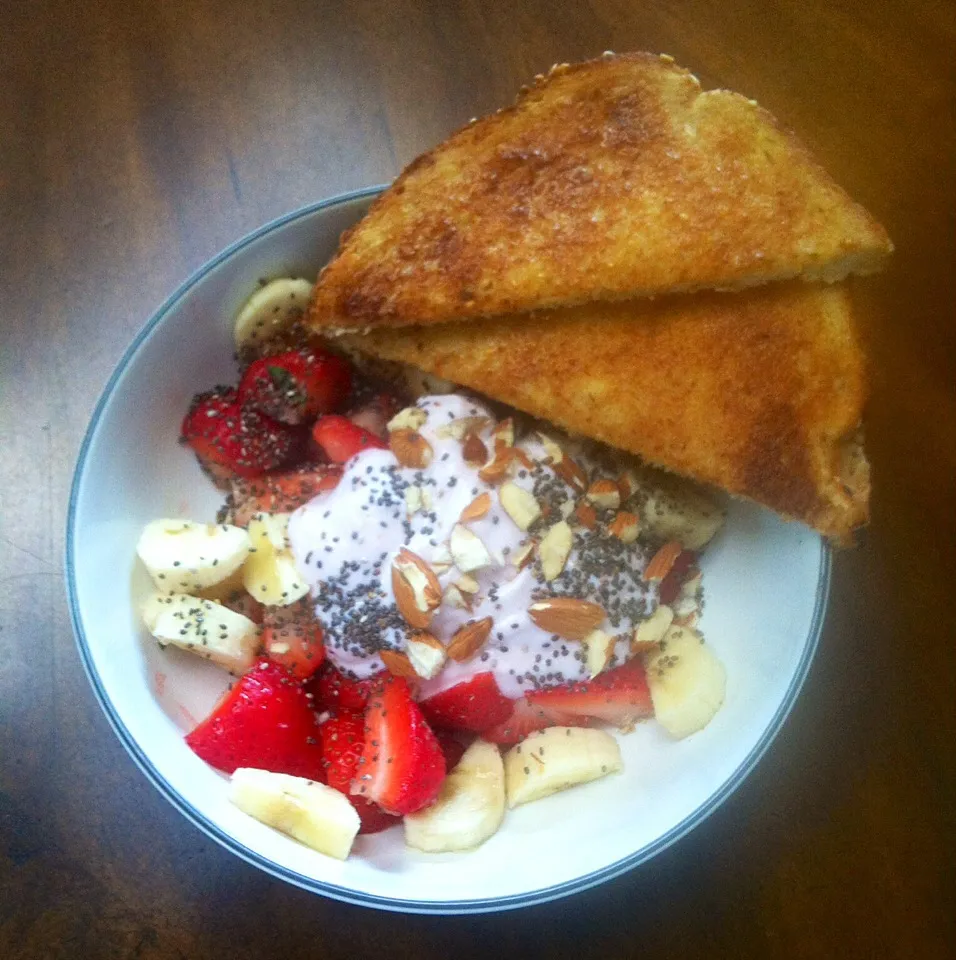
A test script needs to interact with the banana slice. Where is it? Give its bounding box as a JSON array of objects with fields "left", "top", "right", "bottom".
[
  {"left": 233, "top": 278, "right": 314, "bottom": 348},
  {"left": 230, "top": 768, "right": 360, "bottom": 860},
  {"left": 644, "top": 625, "right": 726, "bottom": 738},
  {"left": 242, "top": 513, "right": 309, "bottom": 606},
  {"left": 504, "top": 727, "right": 623, "bottom": 809},
  {"left": 141, "top": 592, "right": 258, "bottom": 674},
  {"left": 404, "top": 740, "right": 505, "bottom": 852},
  {"left": 641, "top": 484, "right": 725, "bottom": 550},
  {"left": 136, "top": 519, "right": 250, "bottom": 594}
]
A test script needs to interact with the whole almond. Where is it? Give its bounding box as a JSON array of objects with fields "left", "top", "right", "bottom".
[
  {"left": 390, "top": 429, "right": 433, "bottom": 469},
  {"left": 392, "top": 547, "right": 441, "bottom": 628},
  {"left": 460, "top": 492, "right": 491, "bottom": 523},
  {"left": 447, "top": 616, "right": 493, "bottom": 661},
  {"left": 643, "top": 540, "right": 683, "bottom": 582},
  {"left": 528, "top": 597, "right": 606, "bottom": 640}
]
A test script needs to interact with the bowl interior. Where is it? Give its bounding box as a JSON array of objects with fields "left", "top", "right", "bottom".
[{"left": 68, "top": 189, "right": 828, "bottom": 913}]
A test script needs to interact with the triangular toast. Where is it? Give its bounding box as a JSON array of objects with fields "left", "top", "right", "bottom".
[
  {"left": 337, "top": 283, "right": 869, "bottom": 541},
  {"left": 310, "top": 52, "right": 891, "bottom": 332}
]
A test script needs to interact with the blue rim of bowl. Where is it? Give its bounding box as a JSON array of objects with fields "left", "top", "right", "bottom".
[{"left": 66, "top": 186, "right": 831, "bottom": 915}]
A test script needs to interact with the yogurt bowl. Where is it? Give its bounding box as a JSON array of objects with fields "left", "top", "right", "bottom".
[{"left": 67, "top": 187, "right": 829, "bottom": 913}]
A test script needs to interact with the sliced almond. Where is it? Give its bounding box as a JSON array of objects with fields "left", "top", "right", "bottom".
[
  {"left": 406, "top": 631, "right": 447, "bottom": 679},
  {"left": 449, "top": 523, "right": 493, "bottom": 572},
  {"left": 392, "top": 548, "right": 442, "bottom": 628},
  {"left": 462, "top": 432, "right": 489, "bottom": 467},
  {"left": 608, "top": 510, "right": 640, "bottom": 544},
  {"left": 438, "top": 416, "right": 492, "bottom": 441},
  {"left": 447, "top": 617, "right": 493, "bottom": 661},
  {"left": 643, "top": 540, "right": 683, "bottom": 582},
  {"left": 528, "top": 597, "right": 606, "bottom": 640},
  {"left": 499, "top": 482, "right": 541, "bottom": 531},
  {"left": 586, "top": 479, "right": 621, "bottom": 510},
  {"left": 553, "top": 456, "right": 588, "bottom": 493},
  {"left": 493, "top": 418, "right": 515, "bottom": 450},
  {"left": 631, "top": 604, "right": 674, "bottom": 653},
  {"left": 387, "top": 406, "right": 427, "bottom": 432},
  {"left": 459, "top": 491, "right": 491, "bottom": 523},
  {"left": 390, "top": 429, "right": 433, "bottom": 469},
  {"left": 380, "top": 649, "right": 418, "bottom": 679},
  {"left": 405, "top": 485, "right": 423, "bottom": 517},
  {"left": 443, "top": 583, "right": 472, "bottom": 610},
  {"left": 512, "top": 541, "right": 536, "bottom": 571},
  {"left": 455, "top": 573, "right": 480, "bottom": 594},
  {"left": 539, "top": 521, "right": 573, "bottom": 581},
  {"left": 583, "top": 629, "right": 615, "bottom": 678},
  {"left": 574, "top": 501, "right": 597, "bottom": 530}
]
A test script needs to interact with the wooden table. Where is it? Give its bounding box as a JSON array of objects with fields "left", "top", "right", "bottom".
[{"left": 2, "top": 1, "right": 952, "bottom": 956}]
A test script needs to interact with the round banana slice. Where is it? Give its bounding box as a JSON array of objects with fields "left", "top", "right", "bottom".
[{"left": 233, "top": 277, "right": 314, "bottom": 348}]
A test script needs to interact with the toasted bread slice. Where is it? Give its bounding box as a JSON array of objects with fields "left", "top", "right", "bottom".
[
  {"left": 310, "top": 52, "right": 891, "bottom": 332},
  {"left": 337, "top": 283, "right": 869, "bottom": 541}
]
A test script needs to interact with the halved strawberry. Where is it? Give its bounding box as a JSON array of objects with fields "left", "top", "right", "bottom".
[
  {"left": 658, "top": 549, "right": 698, "bottom": 605},
  {"left": 181, "top": 387, "right": 305, "bottom": 478},
  {"left": 238, "top": 348, "right": 352, "bottom": 425},
  {"left": 231, "top": 463, "right": 342, "bottom": 526},
  {"left": 309, "top": 665, "right": 381, "bottom": 714},
  {"left": 261, "top": 600, "right": 326, "bottom": 680},
  {"left": 312, "top": 414, "right": 387, "bottom": 463},
  {"left": 319, "top": 712, "right": 400, "bottom": 834},
  {"left": 419, "top": 673, "right": 514, "bottom": 733},
  {"left": 481, "top": 697, "right": 591, "bottom": 747},
  {"left": 526, "top": 657, "right": 654, "bottom": 728},
  {"left": 351, "top": 677, "right": 445, "bottom": 816},
  {"left": 185, "top": 659, "right": 324, "bottom": 777}
]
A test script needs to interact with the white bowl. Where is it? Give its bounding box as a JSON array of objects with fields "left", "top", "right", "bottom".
[{"left": 67, "top": 188, "right": 829, "bottom": 914}]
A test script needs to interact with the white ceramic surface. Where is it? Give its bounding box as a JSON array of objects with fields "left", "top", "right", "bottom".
[{"left": 67, "top": 188, "right": 829, "bottom": 914}]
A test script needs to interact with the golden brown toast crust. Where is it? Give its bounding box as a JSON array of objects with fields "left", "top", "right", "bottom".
[
  {"left": 311, "top": 53, "right": 891, "bottom": 332},
  {"left": 339, "top": 283, "right": 869, "bottom": 541}
]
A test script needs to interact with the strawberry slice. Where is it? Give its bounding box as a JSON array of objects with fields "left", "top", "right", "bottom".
[
  {"left": 434, "top": 729, "right": 471, "bottom": 771},
  {"left": 181, "top": 387, "right": 305, "bottom": 478},
  {"left": 319, "top": 712, "right": 400, "bottom": 834},
  {"left": 658, "top": 549, "right": 698, "bottom": 605},
  {"left": 312, "top": 414, "right": 387, "bottom": 463},
  {"left": 238, "top": 348, "right": 353, "bottom": 425},
  {"left": 481, "top": 697, "right": 592, "bottom": 746},
  {"left": 351, "top": 677, "right": 445, "bottom": 816},
  {"left": 526, "top": 657, "right": 654, "bottom": 728},
  {"left": 231, "top": 463, "right": 341, "bottom": 526},
  {"left": 261, "top": 600, "right": 327, "bottom": 680},
  {"left": 419, "top": 673, "right": 515, "bottom": 733},
  {"left": 309, "top": 665, "right": 381, "bottom": 713},
  {"left": 185, "top": 659, "right": 324, "bottom": 777}
]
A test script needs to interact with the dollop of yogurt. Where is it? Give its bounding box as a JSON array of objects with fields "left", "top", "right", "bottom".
[{"left": 288, "top": 395, "right": 658, "bottom": 698}]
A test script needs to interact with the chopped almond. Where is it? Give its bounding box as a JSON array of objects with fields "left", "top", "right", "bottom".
[
  {"left": 608, "top": 510, "right": 640, "bottom": 543},
  {"left": 586, "top": 479, "right": 621, "bottom": 510},
  {"left": 447, "top": 617, "right": 493, "bottom": 661},
  {"left": 443, "top": 583, "right": 472, "bottom": 610},
  {"left": 462, "top": 431, "right": 489, "bottom": 467},
  {"left": 392, "top": 548, "right": 442, "bottom": 628},
  {"left": 539, "top": 521, "right": 573, "bottom": 581},
  {"left": 438, "top": 416, "right": 492, "bottom": 441},
  {"left": 449, "top": 523, "right": 493, "bottom": 572},
  {"left": 553, "top": 456, "right": 588, "bottom": 493},
  {"left": 493, "top": 418, "right": 515, "bottom": 450},
  {"left": 455, "top": 573, "right": 480, "bottom": 594},
  {"left": 536, "top": 432, "right": 565, "bottom": 464},
  {"left": 405, "top": 485, "right": 423, "bottom": 517},
  {"left": 380, "top": 649, "right": 418, "bottom": 679},
  {"left": 631, "top": 604, "right": 674, "bottom": 653},
  {"left": 574, "top": 501, "right": 597, "bottom": 529},
  {"left": 459, "top": 491, "right": 491, "bottom": 522},
  {"left": 406, "top": 631, "right": 447, "bottom": 679},
  {"left": 387, "top": 406, "right": 428, "bottom": 432},
  {"left": 643, "top": 540, "right": 683, "bottom": 582},
  {"left": 511, "top": 541, "right": 535, "bottom": 571},
  {"left": 390, "top": 428, "right": 433, "bottom": 469},
  {"left": 499, "top": 482, "right": 541, "bottom": 530},
  {"left": 583, "top": 629, "right": 615, "bottom": 678},
  {"left": 528, "top": 597, "right": 606, "bottom": 640}
]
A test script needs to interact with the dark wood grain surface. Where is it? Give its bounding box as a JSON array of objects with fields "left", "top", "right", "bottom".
[{"left": 1, "top": 1, "right": 953, "bottom": 957}]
